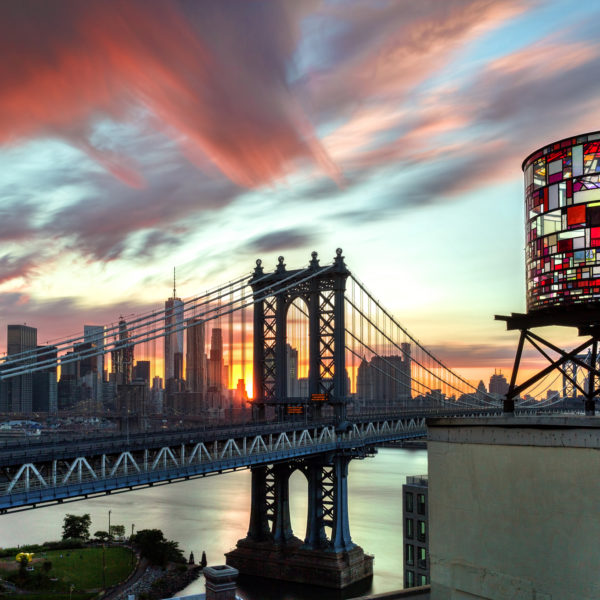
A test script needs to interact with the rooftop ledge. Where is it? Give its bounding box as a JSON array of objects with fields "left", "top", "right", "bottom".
[
  {"left": 427, "top": 415, "right": 600, "bottom": 428},
  {"left": 426, "top": 415, "right": 600, "bottom": 448}
]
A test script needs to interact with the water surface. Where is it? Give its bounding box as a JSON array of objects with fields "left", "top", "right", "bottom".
[{"left": 0, "top": 447, "right": 427, "bottom": 599}]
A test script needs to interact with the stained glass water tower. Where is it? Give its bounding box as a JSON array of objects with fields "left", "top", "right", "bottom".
[{"left": 497, "top": 132, "right": 600, "bottom": 414}]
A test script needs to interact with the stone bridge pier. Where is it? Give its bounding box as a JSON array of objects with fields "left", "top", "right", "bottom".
[{"left": 225, "top": 452, "right": 373, "bottom": 589}]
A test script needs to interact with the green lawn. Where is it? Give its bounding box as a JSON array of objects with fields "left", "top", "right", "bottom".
[{"left": 0, "top": 545, "right": 135, "bottom": 594}]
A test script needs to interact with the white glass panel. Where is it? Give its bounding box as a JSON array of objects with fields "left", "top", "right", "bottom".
[
  {"left": 573, "top": 145, "right": 583, "bottom": 176},
  {"left": 574, "top": 188, "right": 600, "bottom": 204},
  {"left": 548, "top": 184, "right": 559, "bottom": 210},
  {"left": 548, "top": 159, "right": 562, "bottom": 175}
]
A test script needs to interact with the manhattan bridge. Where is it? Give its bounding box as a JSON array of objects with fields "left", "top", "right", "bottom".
[{"left": 0, "top": 249, "right": 576, "bottom": 587}]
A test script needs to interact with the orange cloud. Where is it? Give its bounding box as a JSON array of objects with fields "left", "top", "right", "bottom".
[{"left": 0, "top": 0, "right": 336, "bottom": 188}]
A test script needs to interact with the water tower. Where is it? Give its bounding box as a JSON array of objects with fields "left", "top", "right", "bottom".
[{"left": 496, "top": 132, "right": 600, "bottom": 414}]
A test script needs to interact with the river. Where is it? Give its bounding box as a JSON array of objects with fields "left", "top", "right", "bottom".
[{"left": 0, "top": 447, "right": 427, "bottom": 599}]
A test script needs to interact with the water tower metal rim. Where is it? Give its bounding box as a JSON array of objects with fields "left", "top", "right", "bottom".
[{"left": 521, "top": 129, "right": 600, "bottom": 171}]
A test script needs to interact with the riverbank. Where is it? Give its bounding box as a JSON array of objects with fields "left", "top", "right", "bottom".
[{"left": 110, "top": 564, "right": 201, "bottom": 600}]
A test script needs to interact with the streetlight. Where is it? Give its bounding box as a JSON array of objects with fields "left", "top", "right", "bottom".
[
  {"left": 108, "top": 510, "right": 112, "bottom": 539},
  {"left": 130, "top": 524, "right": 135, "bottom": 567}
]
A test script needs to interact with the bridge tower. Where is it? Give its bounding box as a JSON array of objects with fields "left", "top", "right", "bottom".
[
  {"left": 250, "top": 248, "right": 349, "bottom": 423},
  {"left": 226, "top": 251, "right": 373, "bottom": 590}
]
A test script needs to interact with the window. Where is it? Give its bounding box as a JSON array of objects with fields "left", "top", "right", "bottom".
[
  {"left": 418, "top": 546, "right": 427, "bottom": 569},
  {"left": 533, "top": 157, "right": 546, "bottom": 188},
  {"left": 417, "top": 520, "right": 426, "bottom": 542},
  {"left": 405, "top": 570, "right": 415, "bottom": 588},
  {"left": 417, "top": 493, "right": 426, "bottom": 515},
  {"left": 405, "top": 491, "right": 414, "bottom": 512},
  {"left": 405, "top": 543, "right": 414, "bottom": 566},
  {"left": 418, "top": 574, "right": 428, "bottom": 586},
  {"left": 405, "top": 517, "right": 414, "bottom": 539}
]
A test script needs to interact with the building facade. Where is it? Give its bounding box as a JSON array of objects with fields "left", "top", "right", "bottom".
[
  {"left": 403, "top": 474, "right": 429, "bottom": 589},
  {"left": 164, "top": 296, "right": 184, "bottom": 383},
  {"left": 6, "top": 324, "right": 37, "bottom": 413}
]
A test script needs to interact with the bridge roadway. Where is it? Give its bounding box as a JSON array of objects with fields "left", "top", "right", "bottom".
[{"left": 0, "top": 407, "right": 562, "bottom": 513}]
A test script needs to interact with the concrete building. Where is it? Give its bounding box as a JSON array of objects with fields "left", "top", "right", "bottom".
[
  {"left": 83, "top": 324, "right": 105, "bottom": 402},
  {"left": 427, "top": 416, "right": 600, "bottom": 599},
  {"left": 403, "top": 475, "right": 429, "bottom": 589},
  {"left": 32, "top": 344, "right": 58, "bottom": 413},
  {"left": 488, "top": 370, "right": 508, "bottom": 397},
  {"left": 186, "top": 317, "right": 206, "bottom": 395},
  {"left": 6, "top": 324, "right": 37, "bottom": 413},
  {"left": 208, "top": 328, "right": 225, "bottom": 393},
  {"left": 133, "top": 360, "right": 151, "bottom": 383},
  {"left": 164, "top": 296, "right": 184, "bottom": 383},
  {"left": 286, "top": 344, "right": 299, "bottom": 397},
  {"left": 111, "top": 318, "right": 134, "bottom": 386},
  {"left": 356, "top": 344, "right": 411, "bottom": 411}
]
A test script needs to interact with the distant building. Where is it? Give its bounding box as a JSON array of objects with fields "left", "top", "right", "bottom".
[
  {"left": 150, "top": 376, "right": 164, "bottom": 413},
  {"left": 133, "top": 360, "right": 151, "bottom": 384},
  {"left": 356, "top": 343, "right": 411, "bottom": 411},
  {"left": 111, "top": 318, "right": 134, "bottom": 386},
  {"left": 83, "top": 325, "right": 105, "bottom": 403},
  {"left": 164, "top": 295, "right": 184, "bottom": 383},
  {"left": 489, "top": 370, "right": 509, "bottom": 397},
  {"left": 6, "top": 324, "right": 37, "bottom": 413},
  {"left": 208, "top": 328, "right": 225, "bottom": 393},
  {"left": 32, "top": 345, "right": 57, "bottom": 413},
  {"left": 186, "top": 317, "right": 206, "bottom": 395},
  {"left": 403, "top": 474, "right": 429, "bottom": 588},
  {"left": 286, "top": 344, "right": 299, "bottom": 397}
]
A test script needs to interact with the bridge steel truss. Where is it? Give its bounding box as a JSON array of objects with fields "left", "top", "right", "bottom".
[
  {"left": 250, "top": 249, "right": 349, "bottom": 421},
  {"left": 0, "top": 415, "right": 437, "bottom": 514}
]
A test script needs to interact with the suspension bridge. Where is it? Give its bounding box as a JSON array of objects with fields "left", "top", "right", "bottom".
[{"left": 0, "top": 249, "right": 578, "bottom": 588}]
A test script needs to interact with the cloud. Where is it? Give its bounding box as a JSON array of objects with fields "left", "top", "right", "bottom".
[
  {"left": 427, "top": 342, "right": 545, "bottom": 369},
  {"left": 0, "top": 0, "right": 336, "bottom": 188},
  {"left": 243, "top": 229, "right": 317, "bottom": 255},
  {"left": 0, "top": 254, "right": 38, "bottom": 285}
]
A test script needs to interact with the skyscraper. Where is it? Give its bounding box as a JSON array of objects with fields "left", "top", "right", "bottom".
[
  {"left": 208, "top": 328, "right": 224, "bottom": 392},
  {"left": 6, "top": 324, "right": 37, "bottom": 413},
  {"left": 84, "top": 325, "right": 105, "bottom": 403},
  {"left": 286, "top": 344, "right": 299, "bottom": 398},
  {"left": 111, "top": 318, "right": 134, "bottom": 386},
  {"left": 164, "top": 283, "right": 184, "bottom": 383},
  {"left": 356, "top": 344, "right": 412, "bottom": 411},
  {"left": 186, "top": 317, "right": 206, "bottom": 394},
  {"left": 33, "top": 345, "right": 58, "bottom": 413}
]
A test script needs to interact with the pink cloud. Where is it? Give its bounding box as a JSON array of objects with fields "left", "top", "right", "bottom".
[{"left": 0, "top": 0, "right": 335, "bottom": 188}]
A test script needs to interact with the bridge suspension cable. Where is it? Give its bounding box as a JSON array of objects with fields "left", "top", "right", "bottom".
[
  {"left": 345, "top": 275, "right": 498, "bottom": 407},
  {"left": 0, "top": 264, "right": 332, "bottom": 380}
]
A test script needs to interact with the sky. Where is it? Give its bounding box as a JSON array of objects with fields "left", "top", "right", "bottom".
[{"left": 2, "top": 0, "right": 600, "bottom": 387}]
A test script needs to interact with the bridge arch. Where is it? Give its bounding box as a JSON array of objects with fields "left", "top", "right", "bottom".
[{"left": 285, "top": 297, "right": 309, "bottom": 400}]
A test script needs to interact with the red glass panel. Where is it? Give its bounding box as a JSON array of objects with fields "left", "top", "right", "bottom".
[{"left": 567, "top": 205, "right": 586, "bottom": 225}]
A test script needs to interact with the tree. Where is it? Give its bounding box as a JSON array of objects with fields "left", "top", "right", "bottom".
[
  {"left": 201, "top": 551, "right": 207, "bottom": 569},
  {"left": 131, "top": 529, "right": 185, "bottom": 567},
  {"left": 188, "top": 551, "right": 195, "bottom": 565},
  {"left": 110, "top": 524, "right": 126, "bottom": 540},
  {"left": 94, "top": 531, "right": 111, "bottom": 543},
  {"left": 62, "top": 514, "right": 91, "bottom": 540}
]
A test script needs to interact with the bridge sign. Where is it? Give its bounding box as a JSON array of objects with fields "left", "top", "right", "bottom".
[{"left": 311, "top": 393, "right": 328, "bottom": 402}]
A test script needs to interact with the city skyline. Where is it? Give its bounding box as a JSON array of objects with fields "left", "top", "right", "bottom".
[{"left": 2, "top": 1, "right": 600, "bottom": 384}]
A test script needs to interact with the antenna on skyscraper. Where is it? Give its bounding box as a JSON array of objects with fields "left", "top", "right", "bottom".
[{"left": 173, "top": 267, "right": 176, "bottom": 299}]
